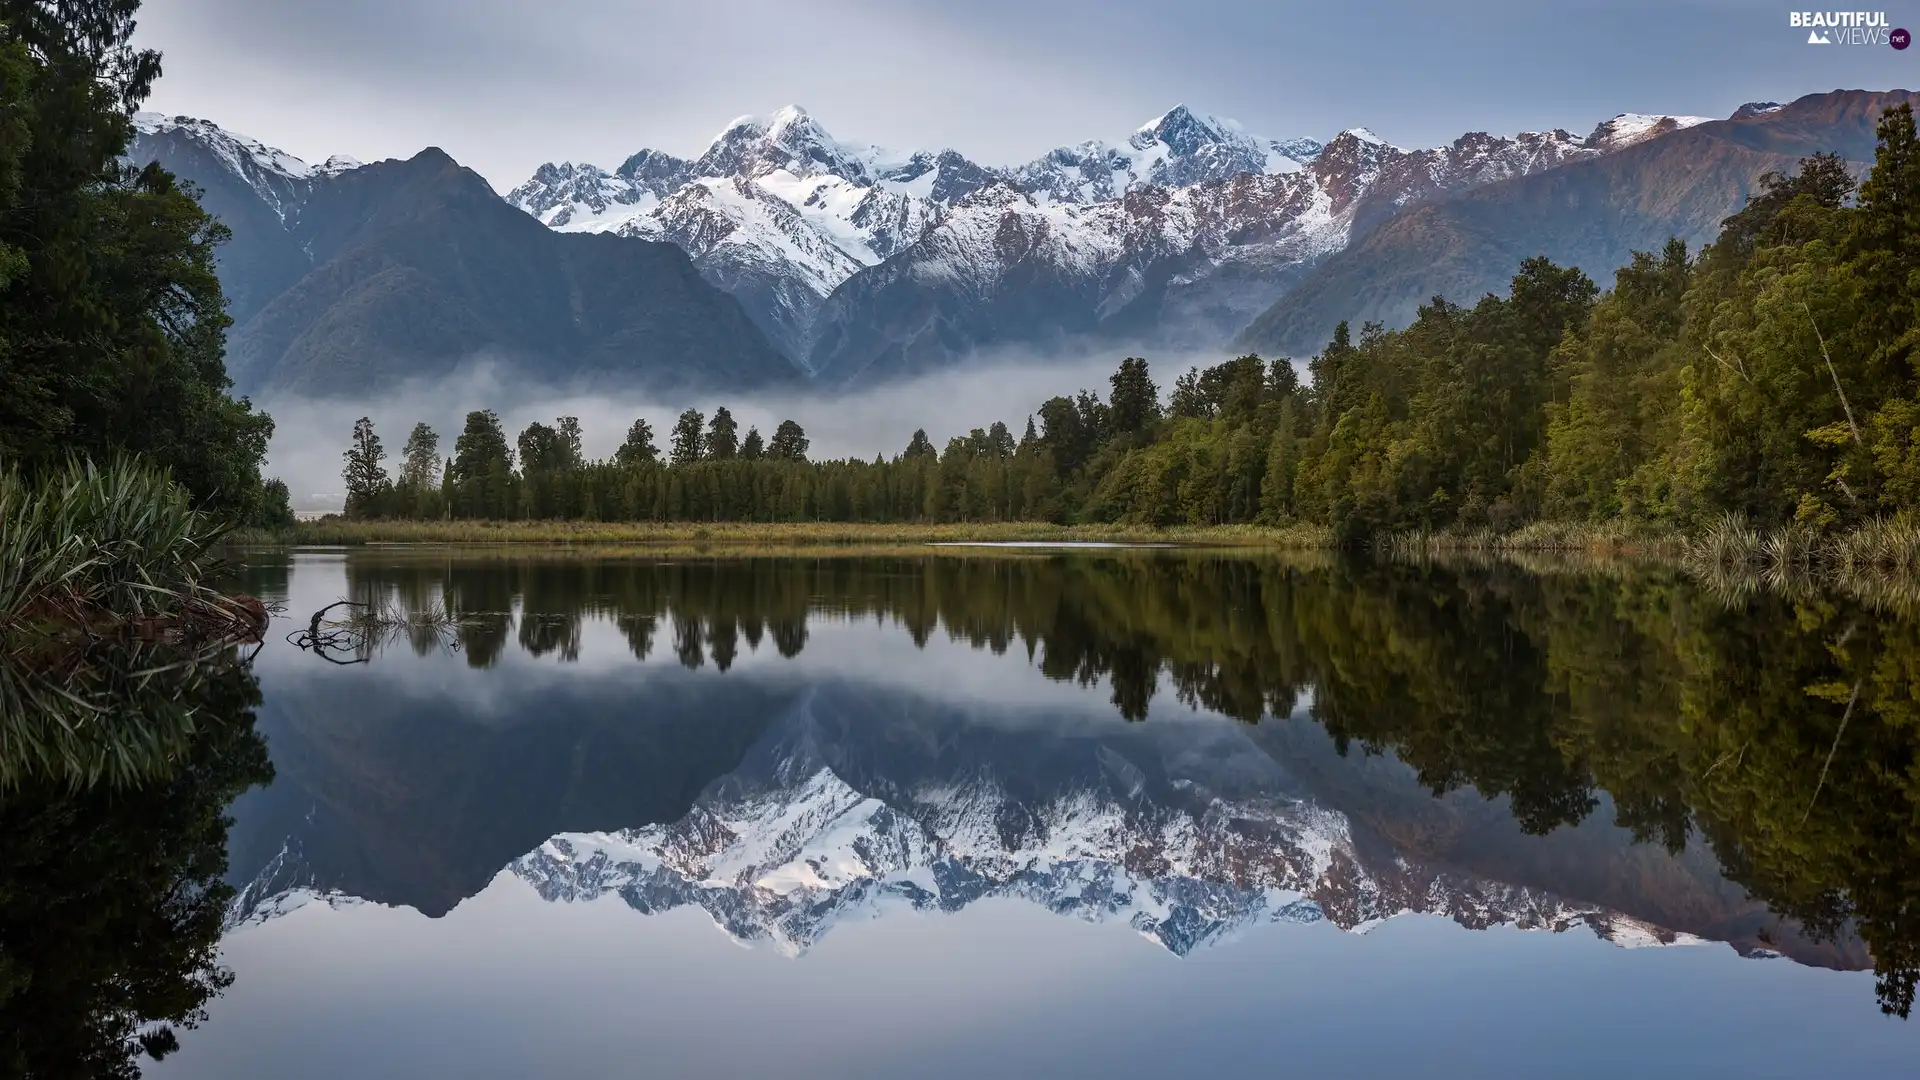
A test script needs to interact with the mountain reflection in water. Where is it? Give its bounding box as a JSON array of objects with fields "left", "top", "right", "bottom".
[{"left": 7, "top": 547, "right": 1920, "bottom": 1077}]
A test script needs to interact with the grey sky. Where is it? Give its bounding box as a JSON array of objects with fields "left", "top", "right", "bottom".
[{"left": 135, "top": 0, "right": 1918, "bottom": 191}]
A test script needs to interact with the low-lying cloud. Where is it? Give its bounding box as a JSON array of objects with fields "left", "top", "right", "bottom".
[{"left": 259, "top": 345, "right": 1254, "bottom": 512}]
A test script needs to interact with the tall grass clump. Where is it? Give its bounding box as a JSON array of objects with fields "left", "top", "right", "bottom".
[
  {"left": 1375, "top": 519, "right": 1684, "bottom": 559},
  {"left": 1826, "top": 515, "right": 1920, "bottom": 578},
  {"left": 1684, "top": 512, "right": 1763, "bottom": 570},
  {"left": 0, "top": 454, "right": 241, "bottom": 641},
  {"left": 0, "top": 456, "right": 271, "bottom": 789}
]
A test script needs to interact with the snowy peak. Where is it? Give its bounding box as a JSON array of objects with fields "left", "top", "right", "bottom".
[
  {"left": 130, "top": 113, "right": 363, "bottom": 224},
  {"left": 504, "top": 747, "right": 1709, "bottom": 959},
  {"left": 1014, "top": 105, "right": 1320, "bottom": 203},
  {"left": 132, "top": 113, "right": 331, "bottom": 182},
  {"left": 1130, "top": 104, "right": 1238, "bottom": 155},
  {"left": 692, "top": 104, "right": 887, "bottom": 187},
  {"left": 1584, "top": 112, "right": 1713, "bottom": 152}
]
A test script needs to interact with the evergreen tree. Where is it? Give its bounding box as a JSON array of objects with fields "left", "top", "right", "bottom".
[
  {"left": 517, "top": 421, "right": 568, "bottom": 473},
  {"left": 398, "top": 423, "right": 440, "bottom": 490},
  {"left": 614, "top": 419, "right": 658, "bottom": 465},
  {"left": 741, "top": 427, "right": 765, "bottom": 460},
  {"left": 0, "top": 0, "right": 276, "bottom": 522},
  {"left": 1108, "top": 357, "right": 1160, "bottom": 435},
  {"left": 986, "top": 421, "right": 1015, "bottom": 458},
  {"left": 556, "top": 416, "right": 584, "bottom": 469},
  {"left": 450, "top": 410, "right": 513, "bottom": 517},
  {"left": 769, "top": 420, "right": 809, "bottom": 462},
  {"left": 1847, "top": 104, "right": 1920, "bottom": 384},
  {"left": 340, "top": 417, "right": 389, "bottom": 516},
  {"left": 670, "top": 409, "right": 705, "bottom": 465},
  {"left": 903, "top": 429, "right": 936, "bottom": 460},
  {"left": 706, "top": 407, "right": 740, "bottom": 459}
]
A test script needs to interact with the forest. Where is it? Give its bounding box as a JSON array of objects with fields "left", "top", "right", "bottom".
[{"left": 331, "top": 106, "right": 1920, "bottom": 544}]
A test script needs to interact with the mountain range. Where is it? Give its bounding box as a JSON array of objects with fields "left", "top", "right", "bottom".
[{"left": 130, "top": 90, "right": 1915, "bottom": 397}]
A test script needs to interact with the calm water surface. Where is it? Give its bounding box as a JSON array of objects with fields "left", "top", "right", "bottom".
[{"left": 12, "top": 548, "right": 1918, "bottom": 1077}]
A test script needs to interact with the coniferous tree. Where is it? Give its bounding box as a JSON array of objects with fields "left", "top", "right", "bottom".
[
  {"left": 517, "top": 421, "right": 567, "bottom": 473},
  {"left": 341, "top": 417, "right": 389, "bottom": 516},
  {"left": 903, "top": 429, "right": 936, "bottom": 460},
  {"left": 398, "top": 423, "right": 440, "bottom": 490},
  {"left": 451, "top": 410, "right": 513, "bottom": 517},
  {"left": 670, "top": 409, "right": 705, "bottom": 465},
  {"left": 741, "top": 427, "right": 765, "bottom": 460},
  {"left": 706, "top": 407, "right": 740, "bottom": 459},
  {"left": 986, "top": 421, "right": 1015, "bottom": 458},
  {"left": 614, "top": 419, "right": 658, "bottom": 465},
  {"left": 769, "top": 420, "right": 809, "bottom": 462},
  {"left": 1108, "top": 357, "right": 1160, "bottom": 435},
  {"left": 556, "top": 416, "right": 584, "bottom": 469}
]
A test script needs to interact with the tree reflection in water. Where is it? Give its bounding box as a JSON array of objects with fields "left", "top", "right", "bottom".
[
  {"left": 314, "top": 550, "right": 1920, "bottom": 1017},
  {"left": 0, "top": 644, "right": 272, "bottom": 1077}
]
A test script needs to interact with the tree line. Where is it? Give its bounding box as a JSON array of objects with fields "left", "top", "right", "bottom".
[{"left": 336, "top": 105, "right": 1920, "bottom": 540}]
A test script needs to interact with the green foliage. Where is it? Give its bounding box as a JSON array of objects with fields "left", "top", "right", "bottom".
[
  {"left": 449, "top": 410, "right": 513, "bottom": 519},
  {"left": 615, "top": 418, "right": 658, "bottom": 466},
  {"left": 0, "top": 454, "right": 228, "bottom": 638},
  {"left": 0, "top": 0, "right": 276, "bottom": 522},
  {"left": 768, "top": 419, "right": 808, "bottom": 462},
  {"left": 0, "top": 454, "right": 268, "bottom": 792},
  {"left": 705, "top": 406, "right": 739, "bottom": 460},
  {"left": 340, "top": 416, "right": 389, "bottom": 516},
  {"left": 670, "top": 408, "right": 704, "bottom": 465}
]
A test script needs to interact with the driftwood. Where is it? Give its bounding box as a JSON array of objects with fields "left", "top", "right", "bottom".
[{"left": 287, "top": 600, "right": 374, "bottom": 665}]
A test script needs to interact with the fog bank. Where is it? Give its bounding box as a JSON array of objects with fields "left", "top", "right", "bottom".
[{"left": 260, "top": 348, "right": 1253, "bottom": 512}]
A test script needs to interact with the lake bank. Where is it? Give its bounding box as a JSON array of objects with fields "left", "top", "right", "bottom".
[
  {"left": 233, "top": 519, "right": 1337, "bottom": 548},
  {"left": 234, "top": 517, "right": 1687, "bottom": 553}
]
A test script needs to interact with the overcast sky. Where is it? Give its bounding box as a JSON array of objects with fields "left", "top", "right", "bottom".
[{"left": 134, "top": 0, "right": 1918, "bottom": 191}]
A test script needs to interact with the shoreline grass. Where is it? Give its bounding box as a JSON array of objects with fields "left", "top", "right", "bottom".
[
  {"left": 232, "top": 518, "right": 1338, "bottom": 548},
  {"left": 229, "top": 514, "right": 1920, "bottom": 610}
]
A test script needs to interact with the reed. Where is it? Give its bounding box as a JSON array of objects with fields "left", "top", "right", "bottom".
[{"left": 1376, "top": 519, "right": 1685, "bottom": 558}]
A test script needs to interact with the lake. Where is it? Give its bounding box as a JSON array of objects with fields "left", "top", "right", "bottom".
[{"left": 6, "top": 547, "right": 1917, "bottom": 1077}]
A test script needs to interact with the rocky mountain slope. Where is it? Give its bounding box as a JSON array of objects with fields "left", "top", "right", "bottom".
[
  {"left": 509, "top": 104, "right": 1713, "bottom": 380},
  {"left": 136, "top": 91, "right": 1895, "bottom": 393},
  {"left": 130, "top": 116, "right": 794, "bottom": 397},
  {"left": 1235, "top": 90, "right": 1918, "bottom": 360},
  {"left": 505, "top": 105, "right": 1328, "bottom": 362}
]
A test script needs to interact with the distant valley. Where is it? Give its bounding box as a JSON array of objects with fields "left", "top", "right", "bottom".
[{"left": 130, "top": 90, "right": 1915, "bottom": 398}]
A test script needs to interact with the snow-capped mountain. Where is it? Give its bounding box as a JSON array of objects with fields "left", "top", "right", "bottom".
[
  {"left": 506, "top": 104, "right": 1342, "bottom": 364},
  {"left": 132, "top": 96, "right": 1802, "bottom": 390},
  {"left": 1008, "top": 105, "right": 1322, "bottom": 204},
  {"left": 509, "top": 752, "right": 1698, "bottom": 957},
  {"left": 507, "top": 102, "right": 1713, "bottom": 375},
  {"left": 126, "top": 115, "right": 795, "bottom": 396},
  {"left": 1585, "top": 112, "right": 1713, "bottom": 152},
  {"left": 133, "top": 113, "right": 363, "bottom": 219},
  {"left": 805, "top": 119, "right": 1650, "bottom": 382},
  {"left": 230, "top": 684, "right": 1708, "bottom": 961}
]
